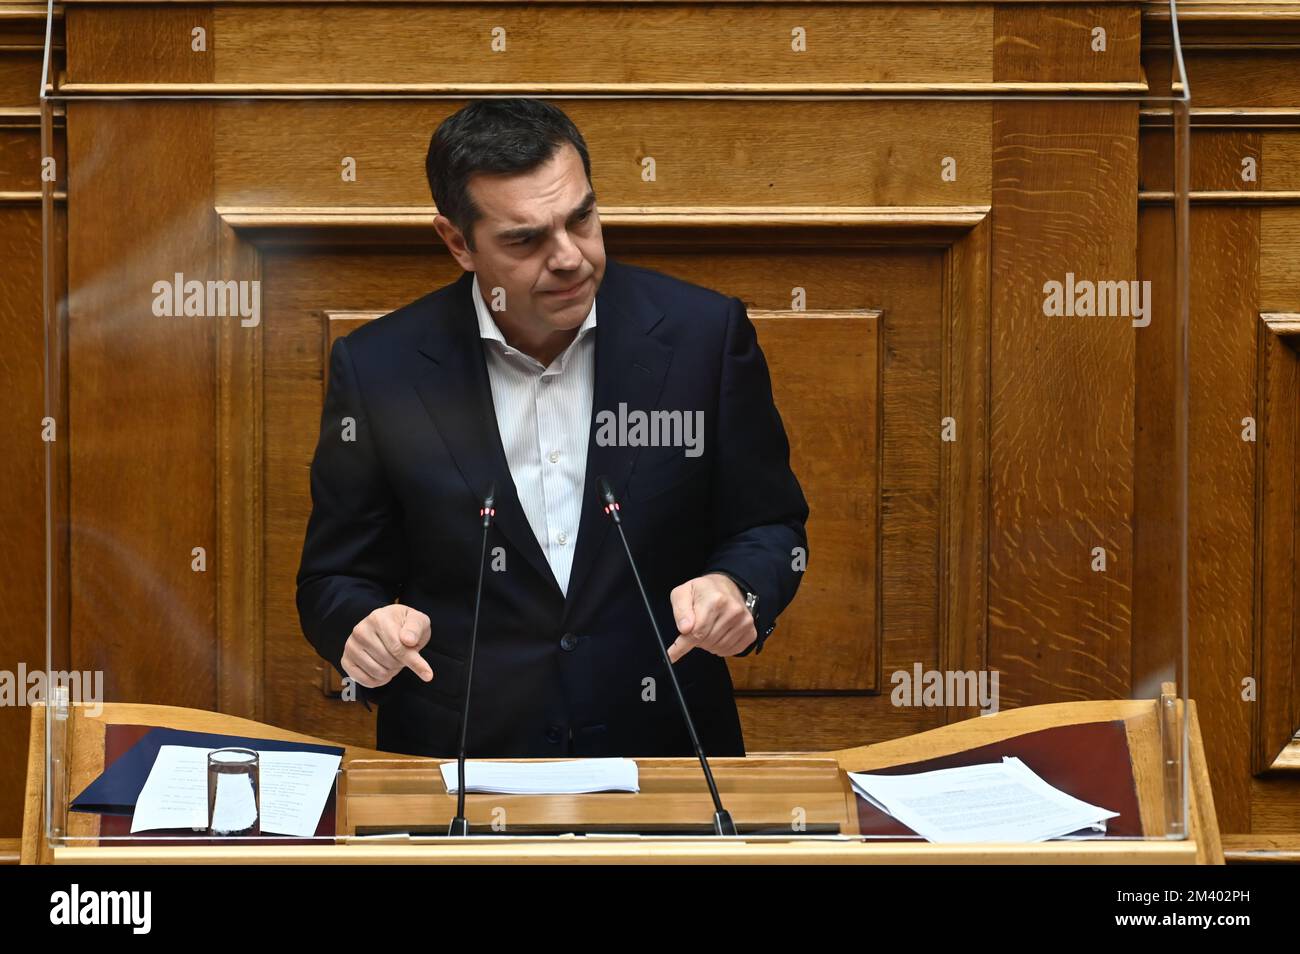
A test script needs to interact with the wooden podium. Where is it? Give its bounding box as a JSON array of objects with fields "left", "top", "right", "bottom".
[{"left": 21, "top": 695, "right": 1223, "bottom": 864}]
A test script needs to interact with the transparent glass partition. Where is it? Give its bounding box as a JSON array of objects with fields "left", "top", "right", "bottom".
[{"left": 38, "top": 0, "right": 1191, "bottom": 850}]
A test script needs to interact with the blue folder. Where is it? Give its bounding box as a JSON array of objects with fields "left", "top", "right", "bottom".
[{"left": 70, "top": 726, "right": 345, "bottom": 816}]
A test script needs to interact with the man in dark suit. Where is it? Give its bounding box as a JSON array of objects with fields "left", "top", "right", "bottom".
[{"left": 296, "top": 98, "right": 808, "bottom": 758}]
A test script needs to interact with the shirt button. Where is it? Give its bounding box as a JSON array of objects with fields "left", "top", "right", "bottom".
[
  {"left": 548, "top": 450, "right": 560, "bottom": 463},
  {"left": 557, "top": 531, "right": 568, "bottom": 545}
]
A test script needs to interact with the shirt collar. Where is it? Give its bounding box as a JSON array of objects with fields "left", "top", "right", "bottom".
[{"left": 471, "top": 272, "right": 597, "bottom": 366}]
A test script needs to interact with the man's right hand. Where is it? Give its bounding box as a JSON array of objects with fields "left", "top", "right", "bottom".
[{"left": 341, "top": 604, "right": 434, "bottom": 688}]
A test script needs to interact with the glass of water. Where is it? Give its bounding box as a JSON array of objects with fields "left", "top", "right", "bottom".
[{"left": 206, "top": 748, "right": 261, "bottom": 836}]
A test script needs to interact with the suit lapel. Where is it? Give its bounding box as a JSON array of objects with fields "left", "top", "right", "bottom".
[
  {"left": 563, "top": 263, "right": 671, "bottom": 617},
  {"left": 413, "top": 270, "right": 562, "bottom": 599}
]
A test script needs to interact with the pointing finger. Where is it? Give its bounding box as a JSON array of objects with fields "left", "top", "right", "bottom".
[
  {"left": 402, "top": 648, "right": 434, "bottom": 682},
  {"left": 667, "top": 635, "right": 695, "bottom": 664}
]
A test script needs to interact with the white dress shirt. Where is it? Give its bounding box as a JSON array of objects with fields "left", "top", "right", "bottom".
[{"left": 471, "top": 272, "right": 597, "bottom": 595}]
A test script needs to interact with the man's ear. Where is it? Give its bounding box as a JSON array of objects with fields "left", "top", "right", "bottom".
[{"left": 433, "top": 214, "right": 475, "bottom": 271}]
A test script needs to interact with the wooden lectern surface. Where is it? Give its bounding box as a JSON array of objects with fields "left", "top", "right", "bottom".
[{"left": 22, "top": 698, "right": 1223, "bottom": 865}]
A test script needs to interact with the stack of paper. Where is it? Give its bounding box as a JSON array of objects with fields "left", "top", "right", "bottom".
[
  {"left": 440, "top": 758, "right": 640, "bottom": 794},
  {"left": 848, "top": 756, "right": 1118, "bottom": 843}
]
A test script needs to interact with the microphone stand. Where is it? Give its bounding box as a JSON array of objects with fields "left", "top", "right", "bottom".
[
  {"left": 596, "top": 475, "right": 738, "bottom": 836},
  {"left": 448, "top": 482, "right": 495, "bottom": 836}
]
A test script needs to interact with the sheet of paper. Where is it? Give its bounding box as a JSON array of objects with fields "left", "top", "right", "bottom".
[
  {"left": 440, "top": 758, "right": 639, "bottom": 794},
  {"left": 210, "top": 771, "right": 258, "bottom": 834},
  {"left": 848, "top": 756, "right": 1119, "bottom": 843},
  {"left": 131, "top": 744, "right": 341, "bottom": 837}
]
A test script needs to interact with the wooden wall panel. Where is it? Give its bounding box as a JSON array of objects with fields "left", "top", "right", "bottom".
[
  {"left": 64, "top": 3, "right": 996, "bottom": 87},
  {"left": 988, "top": 99, "right": 1139, "bottom": 707},
  {"left": 1256, "top": 314, "right": 1299, "bottom": 773},
  {"left": 1139, "top": 0, "right": 1300, "bottom": 844},
  {"left": 0, "top": 203, "right": 50, "bottom": 839},
  {"left": 748, "top": 311, "right": 881, "bottom": 692},
  {"left": 65, "top": 102, "right": 220, "bottom": 709},
  {"left": 1187, "top": 206, "right": 1259, "bottom": 832},
  {"left": 0, "top": 1, "right": 63, "bottom": 847},
  {"left": 210, "top": 99, "right": 993, "bottom": 209}
]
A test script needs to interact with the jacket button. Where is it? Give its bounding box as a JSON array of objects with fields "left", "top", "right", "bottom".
[
  {"left": 545, "top": 725, "right": 563, "bottom": 743},
  {"left": 560, "top": 632, "right": 579, "bottom": 651}
]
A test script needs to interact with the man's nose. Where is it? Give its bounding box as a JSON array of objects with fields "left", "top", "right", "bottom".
[{"left": 547, "top": 231, "right": 584, "bottom": 270}]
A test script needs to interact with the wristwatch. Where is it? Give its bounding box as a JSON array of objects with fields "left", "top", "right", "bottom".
[{"left": 712, "top": 571, "right": 759, "bottom": 626}]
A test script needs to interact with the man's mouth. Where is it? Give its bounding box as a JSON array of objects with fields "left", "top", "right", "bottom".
[{"left": 545, "top": 277, "right": 588, "bottom": 298}]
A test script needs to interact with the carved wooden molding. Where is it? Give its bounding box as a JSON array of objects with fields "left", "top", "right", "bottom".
[
  {"left": 1254, "top": 311, "right": 1300, "bottom": 773},
  {"left": 0, "top": 190, "right": 65, "bottom": 203},
  {"left": 1140, "top": 191, "right": 1300, "bottom": 204},
  {"left": 1144, "top": 0, "right": 1300, "bottom": 47},
  {"left": 55, "top": 82, "right": 1151, "bottom": 97},
  {"left": 1141, "top": 108, "right": 1300, "bottom": 129},
  {"left": 218, "top": 205, "right": 991, "bottom": 233},
  {"left": 215, "top": 218, "right": 264, "bottom": 720},
  {"left": 1262, "top": 312, "right": 1300, "bottom": 340}
]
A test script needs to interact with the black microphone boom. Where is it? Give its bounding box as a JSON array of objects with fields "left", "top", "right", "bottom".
[
  {"left": 448, "top": 481, "right": 496, "bottom": 836},
  {"left": 596, "top": 474, "right": 739, "bottom": 837}
]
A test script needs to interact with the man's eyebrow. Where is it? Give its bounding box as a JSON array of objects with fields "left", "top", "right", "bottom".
[{"left": 495, "top": 192, "right": 597, "bottom": 242}]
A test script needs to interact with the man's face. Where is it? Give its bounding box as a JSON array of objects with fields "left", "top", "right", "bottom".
[{"left": 436, "top": 142, "right": 605, "bottom": 341}]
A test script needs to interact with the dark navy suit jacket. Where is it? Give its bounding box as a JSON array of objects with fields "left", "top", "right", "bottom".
[{"left": 296, "top": 258, "right": 809, "bottom": 758}]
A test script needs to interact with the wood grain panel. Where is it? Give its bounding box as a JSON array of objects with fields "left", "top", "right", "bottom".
[
  {"left": 750, "top": 311, "right": 880, "bottom": 692},
  {"left": 60, "top": 3, "right": 996, "bottom": 87},
  {"left": 1139, "top": 128, "right": 1262, "bottom": 194},
  {"left": 213, "top": 99, "right": 993, "bottom": 209},
  {"left": 1176, "top": 51, "right": 1300, "bottom": 109},
  {"left": 988, "top": 99, "right": 1138, "bottom": 708},
  {"left": 0, "top": 204, "right": 49, "bottom": 838},
  {"left": 1263, "top": 133, "right": 1300, "bottom": 192},
  {"left": 1183, "top": 207, "right": 1258, "bottom": 833},
  {"left": 65, "top": 5, "right": 212, "bottom": 85},
  {"left": 1261, "top": 207, "right": 1300, "bottom": 311},
  {"left": 66, "top": 102, "right": 220, "bottom": 710},
  {"left": 0, "top": 50, "right": 42, "bottom": 106},
  {"left": 994, "top": 3, "right": 1141, "bottom": 82},
  {"left": 0, "top": 3, "right": 63, "bottom": 841},
  {"left": 0, "top": 117, "right": 65, "bottom": 190},
  {"left": 217, "top": 3, "right": 993, "bottom": 86}
]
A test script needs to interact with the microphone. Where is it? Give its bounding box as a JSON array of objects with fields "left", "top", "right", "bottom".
[
  {"left": 448, "top": 481, "right": 496, "bottom": 836},
  {"left": 596, "top": 475, "right": 739, "bottom": 836}
]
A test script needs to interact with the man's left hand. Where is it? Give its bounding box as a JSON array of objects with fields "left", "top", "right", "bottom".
[{"left": 667, "top": 573, "right": 756, "bottom": 663}]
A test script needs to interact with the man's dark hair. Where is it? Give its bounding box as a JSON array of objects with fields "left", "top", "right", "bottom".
[{"left": 426, "top": 98, "right": 593, "bottom": 252}]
